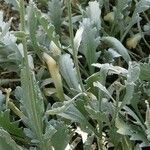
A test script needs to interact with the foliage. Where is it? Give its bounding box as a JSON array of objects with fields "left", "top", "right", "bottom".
[{"left": 0, "top": 0, "right": 150, "bottom": 149}]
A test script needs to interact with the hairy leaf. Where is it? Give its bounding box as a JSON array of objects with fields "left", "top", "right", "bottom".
[
  {"left": 0, "top": 128, "right": 23, "bottom": 150},
  {"left": 21, "top": 66, "right": 44, "bottom": 139},
  {"left": 0, "top": 110, "right": 25, "bottom": 139},
  {"left": 34, "top": 5, "right": 60, "bottom": 47},
  {"left": 51, "top": 122, "right": 70, "bottom": 150},
  {"left": 59, "top": 54, "right": 79, "bottom": 90},
  {"left": 48, "top": 0, "right": 63, "bottom": 34},
  {"left": 80, "top": 18, "right": 100, "bottom": 73},
  {"left": 85, "top": 1, "right": 101, "bottom": 29},
  {"left": 101, "top": 36, "right": 131, "bottom": 64},
  {"left": 116, "top": 117, "right": 150, "bottom": 147},
  {"left": 140, "top": 62, "right": 150, "bottom": 81}
]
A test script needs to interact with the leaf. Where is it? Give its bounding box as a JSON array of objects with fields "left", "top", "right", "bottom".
[
  {"left": 93, "top": 81, "right": 115, "bottom": 102},
  {"left": 120, "top": 81, "right": 135, "bottom": 107},
  {"left": 103, "top": 48, "right": 121, "bottom": 63},
  {"left": 21, "top": 66, "right": 44, "bottom": 139},
  {"left": 133, "top": 0, "right": 150, "bottom": 17},
  {"left": 123, "top": 106, "right": 145, "bottom": 130},
  {"left": 93, "top": 63, "right": 128, "bottom": 77},
  {"left": 0, "top": 12, "right": 12, "bottom": 39},
  {"left": 57, "top": 104, "right": 88, "bottom": 127},
  {"left": 43, "top": 52, "right": 64, "bottom": 100},
  {"left": 34, "top": 5, "right": 60, "bottom": 47},
  {"left": 44, "top": 124, "right": 57, "bottom": 141},
  {"left": 48, "top": 0, "right": 63, "bottom": 34},
  {"left": 83, "top": 134, "right": 94, "bottom": 150},
  {"left": 74, "top": 26, "right": 84, "bottom": 52},
  {"left": 0, "top": 128, "right": 23, "bottom": 150},
  {"left": 3, "top": 0, "right": 19, "bottom": 10},
  {"left": 85, "top": 104, "right": 109, "bottom": 123},
  {"left": 101, "top": 36, "right": 131, "bottom": 64},
  {"left": 0, "top": 90, "right": 5, "bottom": 110},
  {"left": 123, "top": 0, "right": 150, "bottom": 40},
  {"left": 116, "top": 117, "right": 150, "bottom": 147},
  {"left": 127, "top": 62, "right": 140, "bottom": 83},
  {"left": 80, "top": 18, "right": 100, "bottom": 73},
  {"left": 46, "top": 93, "right": 83, "bottom": 115},
  {"left": 51, "top": 122, "right": 70, "bottom": 150},
  {"left": 27, "top": 1, "right": 42, "bottom": 59},
  {"left": 139, "top": 62, "right": 150, "bottom": 81},
  {"left": 0, "top": 110, "right": 25, "bottom": 139},
  {"left": 116, "top": 0, "right": 131, "bottom": 13},
  {"left": 85, "top": 1, "right": 101, "bottom": 29},
  {"left": 59, "top": 54, "right": 80, "bottom": 91}
]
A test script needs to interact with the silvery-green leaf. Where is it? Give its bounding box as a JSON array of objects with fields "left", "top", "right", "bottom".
[
  {"left": 57, "top": 104, "right": 87, "bottom": 125},
  {"left": 48, "top": 0, "right": 63, "bottom": 34},
  {"left": 0, "top": 128, "right": 23, "bottom": 150},
  {"left": 133, "top": 0, "right": 150, "bottom": 16},
  {"left": 85, "top": 1, "right": 101, "bottom": 29},
  {"left": 46, "top": 93, "right": 83, "bottom": 115},
  {"left": 3, "top": 0, "right": 19, "bottom": 10},
  {"left": 116, "top": 117, "right": 150, "bottom": 147},
  {"left": 0, "top": 91, "right": 5, "bottom": 110},
  {"left": 140, "top": 62, "right": 150, "bottom": 81},
  {"left": 51, "top": 123, "right": 70, "bottom": 150},
  {"left": 127, "top": 62, "right": 140, "bottom": 83},
  {"left": 120, "top": 81, "right": 135, "bottom": 107},
  {"left": 59, "top": 54, "right": 79, "bottom": 90},
  {"left": 80, "top": 18, "right": 100, "bottom": 73},
  {"left": 102, "top": 36, "right": 131, "bottom": 63},
  {"left": 21, "top": 67, "right": 44, "bottom": 138},
  {"left": 108, "top": 48, "right": 121, "bottom": 58},
  {"left": 92, "top": 63, "right": 128, "bottom": 77},
  {"left": 74, "top": 26, "right": 84, "bottom": 51},
  {"left": 0, "top": 110, "right": 25, "bottom": 138},
  {"left": 34, "top": 4, "right": 60, "bottom": 47},
  {"left": 44, "top": 124, "right": 57, "bottom": 141},
  {"left": 93, "top": 81, "right": 115, "bottom": 102},
  {"left": 122, "top": 0, "right": 150, "bottom": 40}
]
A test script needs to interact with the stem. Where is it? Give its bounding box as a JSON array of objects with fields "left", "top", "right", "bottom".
[
  {"left": 67, "top": 0, "right": 85, "bottom": 92},
  {"left": 97, "top": 91, "right": 104, "bottom": 150},
  {"left": 0, "top": 79, "right": 20, "bottom": 86},
  {"left": 112, "top": 89, "right": 120, "bottom": 124}
]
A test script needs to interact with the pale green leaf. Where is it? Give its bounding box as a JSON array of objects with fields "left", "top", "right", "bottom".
[
  {"left": 80, "top": 18, "right": 100, "bottom": 73},
  {"left": 101, "top": 36, "right": 131, "bottom": 63},
  {"left": 127, "top": 62, "right": 140, "bottom": 83},
  {"left": 116, "top": 117, "right": 150, "bottom": 147},
  {"left": 48, "top": 0, "right": 63, "bottom": 34},
  {"left": 0, "top": 110, "right": 25, "bottom": 138},
  {"left": 140, "top": 62, "right": 150, "bottom": 81},
  {"left": 120, "top": 81, "right": 135, "bottom": 107},
  {"left": 51, "top": 123, "right": 70, "bottom": 150},
  {"left": 0, "top": 128, "right": 22, "bottom": 150},
  {"left": 94, "top": 81, "right": 115, "bottom": 101},
  {"left": 46, "top": 93, "right": 83, "bottom": 115},
  {"left": 21, "top": 66, "right": 44, "bottom": 138},
  {"left": 59, "top": 54, "right": 80, "bottom": 90},
  {"left": 85, "top": 1, "right": 101, "bottom": 29}
]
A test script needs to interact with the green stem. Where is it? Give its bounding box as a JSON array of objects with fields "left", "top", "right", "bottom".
[
  {"left": 67, "top": 0, "right": 85, "bottom": 92},
  {"left": 0, "top": 79, "right": 20, "bottom": 86},
  {"left": 97, "top": 91, "right": 104, "bottom": 150}
]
